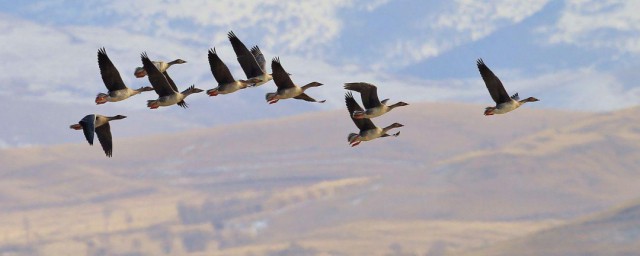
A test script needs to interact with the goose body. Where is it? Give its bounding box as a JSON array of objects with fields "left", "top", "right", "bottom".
[
  {"left": 344, "top": 82, "right": 408, "bottom": 119},
  {"left": 95, "top": 48, "right": 153, "bottom": 104},
  {"left": 228, "top": 31, "right": 270, "bottom": 86},
  {"left": 69, "top": 114, "right": 126, "bottom": 157},
  {"left": 266, "top": 57, "right": 325, "bottom": 104},
  {"left": 345, "top": 92, "right": 403, "bottom": 147},
  {"left": 207, "top": 81, "right": 247, "bottom": 96},
  {"left": 491, "top": 96, "right": 521, "bottom": 114},
  {"left": 142, "top": 52, "right": 203, "bottom": 109},
  {"left": 205, "top": 48, "right": 253, "bottom": 96},
  {"left": 152, "top": 92, "right": 188, "bottom": 108},
  {"left": 477, "top": 58, "right": 539, "bottom": 116}
]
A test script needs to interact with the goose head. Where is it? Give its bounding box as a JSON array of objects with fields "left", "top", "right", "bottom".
[
  {"left": 168, "top": 59, "right": 187, "bottom": 65},
  {"left": 266, "top": 92, "right": 279, "bottom": 104},
  {"left": 382, "top": 123, "right": 404, "bottom": 134},
  {"left": 384, "top": 123, "right": 404, "bottom": 130},
  {"left": 134, "top": 67, "right": 146, "bottom": 78},
  {"left": 137, "top": 86, "right": 154, "bottom": 92},
  {"left": 390, "top": 101, "right": 409, "bottom": 108},
  {"left": 110, "top": 115, "right": 127, "bottom": 120},
  {"left": 95, "top": 93, "right": 109, "bottom": 104},
  {"left": 240, "top": 78, "right": 263, "bottom": 86},
  {"left": 521, "top": 97, "right": 539, "bottom": 103}
]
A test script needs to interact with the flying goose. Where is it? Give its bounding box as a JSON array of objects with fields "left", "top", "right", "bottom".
[
  {"left": 69, "top": 114, "right": 126, "bottom": 157},
  {"left": 134, "top": 58, "right": 186, "bottom": 78},
  {"left": 228, "top": 31, "right": 270, "bottom": 86},
  {"left": 142, "top": 52, "right": 203, "bottom": 109},
  {"left": 205, "top": 48, "right": 254, "bottom": 96},
  {"left": 345, "top": 92, "right": 403, "bottom": 147},
  {"left": 266, "top": 57, "right": 325, "bottom": 104},
  {"left": 477, "top": 58, "right": 539, "bottom": 116},
  {"left": 95, "top": 48, "right": 154, "bottom": 104},
  {"left": 344, "top": 82, "right": 408, "bottom": 119}
]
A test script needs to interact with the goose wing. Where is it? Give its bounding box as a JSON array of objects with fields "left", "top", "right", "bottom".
[
  {"left": 344, "top": 82, "right": 381, "bottom": 108},
  {"left": 228, "top": 31, "right": 263, "bottom": 78},
  {"left": 142, "top": 52, "right": 176, "bottom": 97},
  {"left": 271, "top": 57, "right": 295, "bottom": 90},
  {"left": 250, "top": 45, "right": 266, "bottom": 73},
  {"left": 97, "top": 48, "right": 127, "bottom": 91},
  {"left": 207, "top": 48, "right": 236, "bottom": 85},
  {"left": 477, "top": 59, "right": 511, "bottom": 104},
  {"left": 345, "top": 92, "right": 376, "bottom": 131},
  {"left": 162, "top": 71, "right": 179, "bottom": 93},
  {"left": 78, "top": 114, "right": 96, "bottom": 145},
  {"left": 95, "top": 122, "right": 113, "bottom": 157}
]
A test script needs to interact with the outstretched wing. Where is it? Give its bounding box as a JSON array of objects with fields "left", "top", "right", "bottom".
[
  {"left": 344, "top": 82, "right": 381, "bottom": 108},
  {"left": 207, "top": 48, "right": 236, "bottom": 85},
  {"left": 95, "top": 122, "right": 113, "bottom": 157},
  {"left": 271, "top": 57, "right": 295, "bottom": 90},
  {"left": 228, "top": 31, "right": 263, "bottom": 78},
  {"left": 477, "top": 59, "right": 511, "bottom": 104},
  {"left": 97, "top": 48, "right": 127, "bottom": 91},
  {"left": 345, "top": 92, "right": 376, "bottom": 131},
  {"left": 163, "top": 71, "right": 180, "bottom": 93},
  {"left": 79, "top": 114, "right": 96, "bottom": 145},
  {"left": 251, "top": 45, "right": 266, "bottom": 73},
  {"left": 142, "top": 52, "right": 176, "bottom": 97}
]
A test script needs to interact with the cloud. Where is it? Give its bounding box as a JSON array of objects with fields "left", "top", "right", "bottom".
[
  {"left": 74, "top": 0, "right": 362, "bottom": 57},
  {"left": 378, "top": 0, "right": 549, "bottom": 68},
  {"left": 540, "top": 0, "right": 640, "bottom": 54}
]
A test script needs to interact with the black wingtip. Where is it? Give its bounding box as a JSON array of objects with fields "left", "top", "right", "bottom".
[
  {"left": 251, "top": 45, "right": 260, "bottom": 52},
  {"left": 141, "top": 52, "right": 149, "bottom": 60},
  {"left": 98, "top": 47, "right": 107, "bottom": 56},
  {"left": 209, "top": 48, "right": 217, "bottom": 55},
  {"left": 228, "top": 30, "right": 237, "bottom": 39},
  {"left": 476, "top": 58, "right": 485, "bottom": 66},
  {"left": 345, "top": 91, "right": 354, "bottom": 100},
  {"left": 272, "top": 56, "right": 280, "bottom": 63}
]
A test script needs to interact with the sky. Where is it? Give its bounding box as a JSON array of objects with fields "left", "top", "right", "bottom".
[{"left": 1, "top": 0, "right": 640, "bottom": 148}]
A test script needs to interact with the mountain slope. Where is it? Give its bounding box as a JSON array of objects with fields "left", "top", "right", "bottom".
[
  {"left": 0, "top": 102, "right": 619, "bottom": 255},
  {"left": 460, "top": 198, "right": 640, "bottom": 256}
]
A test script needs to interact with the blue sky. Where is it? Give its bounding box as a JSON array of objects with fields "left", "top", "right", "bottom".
[{"left": 1, "top": 0, "right": 640, "bottom": 147}]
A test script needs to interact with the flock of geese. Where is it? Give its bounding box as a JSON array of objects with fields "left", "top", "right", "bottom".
[{"left": 69, "top": 31, "right": 539, "bottom": 157}]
